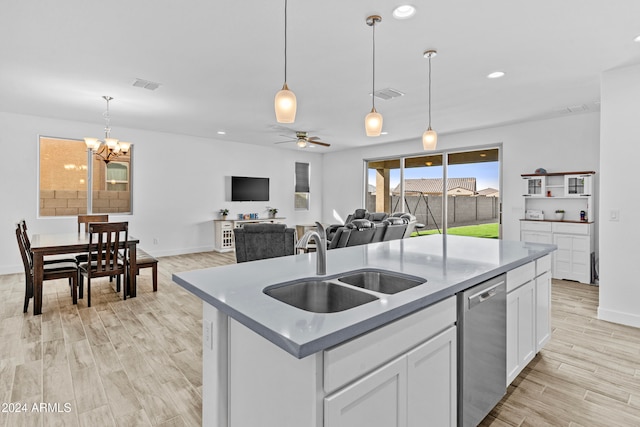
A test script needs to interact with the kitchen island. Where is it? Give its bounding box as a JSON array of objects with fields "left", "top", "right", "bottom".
[{"left": 173, "top": 235, "right": 555, "bottom": 427}]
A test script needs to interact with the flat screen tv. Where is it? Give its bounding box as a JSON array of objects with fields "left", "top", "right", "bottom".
[{"left": 231, "top": 176, "right": 270, "bottom": 201}]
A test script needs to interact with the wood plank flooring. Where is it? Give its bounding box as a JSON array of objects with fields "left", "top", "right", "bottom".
[{"left": 1, "top": 252, "right": 639, "bottom": 426}]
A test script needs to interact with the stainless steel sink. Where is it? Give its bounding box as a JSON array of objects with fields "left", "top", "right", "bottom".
[
  {"left": 337, "top": 270, "right": 426, "bottom": 294},
  {"left": 264, "top": 280, "right": 378, "bottom": 313}
]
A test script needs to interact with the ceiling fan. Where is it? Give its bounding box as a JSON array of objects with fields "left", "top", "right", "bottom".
[{"left": 274, "top": 131, "right": 331, "bottom": 148}]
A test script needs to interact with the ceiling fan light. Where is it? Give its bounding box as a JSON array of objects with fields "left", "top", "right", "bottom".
[
  {"left": 365, "top": 108, "right": 383, "bottom": 137},
  {"left": 422, "top": 128, "right": 437, "bottom": 150},
  {"left": 296, "top": 139, "right": 307, "bottom": 148},
  {"left": 275, "top": 83, "right": 297, "bottom": 123}
]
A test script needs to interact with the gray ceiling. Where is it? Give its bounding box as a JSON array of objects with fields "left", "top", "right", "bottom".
[{"left": 2, "top": 1, "right": 639, "bottom": 152}]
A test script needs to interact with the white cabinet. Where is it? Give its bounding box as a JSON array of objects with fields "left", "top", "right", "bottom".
[
  {"left": 213, "top": 218, "right": 286, "bottom": 252},
  {"left": 325, "top": 326, "right": 457, "bottom": 427},
  {"left": 505, "top": 255, "right": 552, "bottom": 386},
  {"left": 535, "top": 271, "right": 552, "bottom": 351},
  {"left": 506, "top": 277, "right": 535, "bottom": 385},
  {"left": 520, "top": 170, "right": 595, "bottom": 284},
  {"left": 325, "top": 356, "right": 407, "bottom": 427},
  {"left": 520, "top": 221, "right": 553, "bottom": 244},
  {"left": 214, "top": 220, "right": 235, "bottom": 252},
  {"left": 552, "top": 222, "right": 593, "bottom": 284},
  {"left": 522, "top": 176, "right": 545, "bottom": 197},
  {"left": 564, "top": 174, "right": 592, "bottom": 197}
]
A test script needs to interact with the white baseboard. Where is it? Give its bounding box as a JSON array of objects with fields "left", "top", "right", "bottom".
[{"left": 597, "top": 306, "right": 640, "bottom": 328}]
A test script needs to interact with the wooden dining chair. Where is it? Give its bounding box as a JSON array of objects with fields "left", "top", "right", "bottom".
[
  {"left": 19, "top": 219, "right": 77, "bottom": 265},
  {"left": 78, "top": 221, "right": 128, "bottom": 307},
  {"left": 75, "top": 214, "right": 109, "bottom": 264},
  {"left": 16, "top": 223, "right": 79, "bottom": 313},
  {"left": 77, "top": 214, "right": 109, "bottom": 233}
]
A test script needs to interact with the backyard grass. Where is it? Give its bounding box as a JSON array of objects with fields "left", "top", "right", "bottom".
[{"left": 413, "top": 223, "right": 499, "bottom": 239}]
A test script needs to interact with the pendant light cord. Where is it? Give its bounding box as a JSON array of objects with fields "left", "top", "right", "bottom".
[
  {"left": 372, "top": 20, "right": 376, "bottom": 110},
  {"left": 428, "top": 54, "right": 432, "bottom": 128},
  {"left": 284, "top": 0, "right": 288, "bottom": 83}
]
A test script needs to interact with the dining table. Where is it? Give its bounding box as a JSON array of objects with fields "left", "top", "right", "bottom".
[{"left": 29, "top": 232, "right": 139, "bottom": 315}]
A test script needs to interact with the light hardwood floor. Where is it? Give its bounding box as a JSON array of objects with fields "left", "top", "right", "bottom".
[{"left": 1, "top": 252, "right": 639, "bottom": 426}]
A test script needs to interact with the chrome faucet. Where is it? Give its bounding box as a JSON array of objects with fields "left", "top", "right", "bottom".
[{"left": 298, "top": 222, "right": 327, "bottom": 275}]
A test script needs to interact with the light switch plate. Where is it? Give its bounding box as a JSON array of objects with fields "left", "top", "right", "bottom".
[{"left": 610, "top": 210, "right": 620, "bottom": 221}]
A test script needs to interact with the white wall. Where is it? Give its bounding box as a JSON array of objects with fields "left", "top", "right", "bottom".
[
  {"left": 0, "top": 111, "right": 323, "bottom": 274},
  {"left": 598, "top": 63, "right": 640, "bottom": 327},
  {"left": 321, "top": 112, "right": 600, "bottom": 244}
]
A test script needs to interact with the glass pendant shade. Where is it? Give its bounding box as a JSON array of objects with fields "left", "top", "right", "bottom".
[
  {"left": 105, "top": 138, "right": 119, "bottom": 149},
  {"left": 119, "top": 142, "right": 131, "bottom": 153},
  {"left": 365, "top": 108, "right": 383, "bottom": 137},
  {"left": 422, "top": 128, "right": 437, "bottom": 150},
  {"left": 84, "top": 137, "right": 99, "bottom": 149},
  {"left": 296, "top": 139, "right": 307, "bottom": 148},
  {"left": 275, "top": 82, "right": 297, "bottom": 123}
]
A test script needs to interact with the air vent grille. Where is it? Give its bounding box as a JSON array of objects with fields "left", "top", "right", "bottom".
[
  {"left": 372, "top": 88, "right": 405, "bottom": 100},
  {"left": 132, "top": 78, "right": 162, "bottom": 91}
]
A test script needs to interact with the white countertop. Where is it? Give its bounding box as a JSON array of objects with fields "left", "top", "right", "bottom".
[{"left": 172, "top": 235, "right": 555, "bottom": 358}]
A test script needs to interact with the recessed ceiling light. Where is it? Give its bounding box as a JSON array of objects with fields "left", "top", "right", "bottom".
[
  {"left": 393, "top": 5, "right": 416, "bottom": 19},
  {"left": 487, "top": 71, "right": 505, "bottom": 79},
  {"left": 634, "top": 34, "right": 640, "bottom": 42},
  {"left": 217, "top": 131, "right": 226, "bottom": 135}
]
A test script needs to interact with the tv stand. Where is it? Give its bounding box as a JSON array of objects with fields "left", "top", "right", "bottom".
[{"left": 213, "top": 218, "right": 286, "bottom": 252}]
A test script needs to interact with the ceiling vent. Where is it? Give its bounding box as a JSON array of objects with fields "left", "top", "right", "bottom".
[
  {"left": 372, "top": 88, "right": 405, "bottom": 100},
  {"left": 132, "top": 78, "right": 162, "bottom": 91}
]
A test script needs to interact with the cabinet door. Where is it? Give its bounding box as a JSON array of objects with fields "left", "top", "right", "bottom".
[
  {"left": 536, "top": 271, "right": 552, "bottom": 352},
  {"left": 553, "top": 234, "right": 590, "bottom": 283},
  {"left": 506, "top": 281, "right": 536, "bottom": 385},
  {"left": 564, "top": 174, "right": 592, "bottom": 197},
  {"left": 325, "top": 356, "right": 407, "bottom": 427},
  {"left": 407, "top": 326, "right": 457, "bottom": 427},
  {"left": 522, "top": 176, "right": 545, "bottom": 197}
]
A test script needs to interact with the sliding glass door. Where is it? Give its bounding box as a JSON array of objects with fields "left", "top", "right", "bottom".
[{"left": 365, "top": 146, "right": 500, "bottom": 239}]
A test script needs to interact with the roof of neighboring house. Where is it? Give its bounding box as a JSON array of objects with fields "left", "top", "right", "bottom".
[
  {"left": 392, "top": 178, "right": 477, "bottom": 195},
  {"left": 476, "top": 187, "right": 500, "bottom": 196}
]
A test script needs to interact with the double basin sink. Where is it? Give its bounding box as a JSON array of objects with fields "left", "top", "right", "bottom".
[{"left": 264, "top": 269, "right": 427, "bottom": 313}]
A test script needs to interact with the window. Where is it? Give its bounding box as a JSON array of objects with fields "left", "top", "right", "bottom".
[
  {"left": 366, "top": 147, "right": 500, "bottom": 238},
  {"left": 295, "top": 162, "right": 310, "bottom": 210},
  {"left": 38, "top": 136, "right": 133, "bottom": 216}
]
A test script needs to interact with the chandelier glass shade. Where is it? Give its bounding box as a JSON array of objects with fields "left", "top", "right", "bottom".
[{"left": 84, "top": 96, "right": 131, "bottom": 164}]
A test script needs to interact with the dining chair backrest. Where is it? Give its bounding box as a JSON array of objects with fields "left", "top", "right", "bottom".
[
  {"left": 16, "top": 223, "right": 33, "bottom": 272},
  {"left": 87, "top": 222, "right": 128, "bottom": 278},
  {"left": 78, "top": 214, "right": 109, "bottom": 233},
  {"left": 18, "top": 219, "right": 30, "bottom": 250}
]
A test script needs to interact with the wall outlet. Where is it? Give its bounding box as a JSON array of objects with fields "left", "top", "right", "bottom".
[
  {"left": 153, "top": 237, "right": 159, "bottom": 245},
  {"left": 204, "top": 320, "right": 213, "bottom": 350}
]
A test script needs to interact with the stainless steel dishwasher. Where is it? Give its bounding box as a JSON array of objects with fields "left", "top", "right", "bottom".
[{"left": 457, "top": 274, "right": 506, "bottom": 427}]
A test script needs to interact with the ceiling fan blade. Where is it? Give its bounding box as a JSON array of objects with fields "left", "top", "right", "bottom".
[
  {"left": 274, "top": 140, "right": 294, "bottom": 144},
  {"left": 308, "top": 140, "right": 330, "bottom": 147}
]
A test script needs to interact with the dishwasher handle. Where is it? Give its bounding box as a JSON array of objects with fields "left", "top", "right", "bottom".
[{"left": 467, "top": 281, "right": 504, "bottom": 310}]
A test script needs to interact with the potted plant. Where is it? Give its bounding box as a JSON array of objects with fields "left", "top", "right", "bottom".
[
  {"left": 267, "top": 207, "right": 278, "bottom": 218},
  {"left": 555, "top": 209, "right": 565, "bottom": 220},
  {"left": 219, "top": 208, "right": 229, "bottom": 220}
]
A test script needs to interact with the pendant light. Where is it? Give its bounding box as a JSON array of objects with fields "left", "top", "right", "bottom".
[
  {"left": 274, "top": 0, "right": 297, "bottom": 123},
  {"left": 422, "top": 49, "right": 437, "bottom": 150},
  {"left": 365, "top": 15, "right": 382, "bottom": 137}
]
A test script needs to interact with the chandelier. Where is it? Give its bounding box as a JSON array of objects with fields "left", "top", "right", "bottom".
[{"left": 84, "top": 96, "right": 131, "bottom": 163}]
